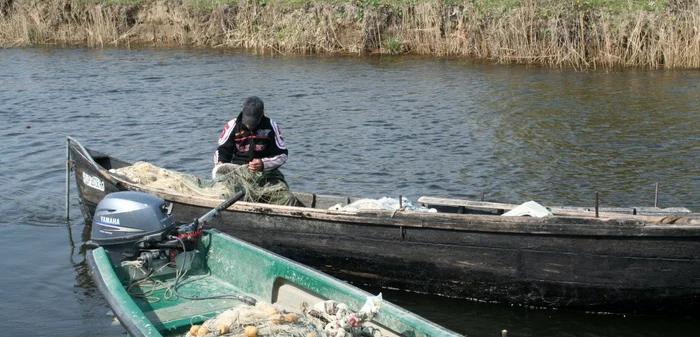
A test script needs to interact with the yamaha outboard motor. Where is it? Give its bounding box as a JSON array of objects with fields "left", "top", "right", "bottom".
[
  {"left": 91, "top": 191, "right": 193, "bottom": 270},
  {"left": 92, "top": 191, "right": 176, "bottom": 247},
  {"left": 90, "top": 190, "right": 244, "bottom": 273}
]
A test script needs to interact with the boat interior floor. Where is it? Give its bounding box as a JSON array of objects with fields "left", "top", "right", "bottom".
[{"left": 132, "top": 272, "right": 247, "bottom": 333}]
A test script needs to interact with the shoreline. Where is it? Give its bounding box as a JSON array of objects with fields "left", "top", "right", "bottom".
[{"left": 1, "top": 0, "right": 699, "bottom": 69}]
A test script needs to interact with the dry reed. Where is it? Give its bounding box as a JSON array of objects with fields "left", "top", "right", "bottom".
[{"left": 1, "top": 0, "right": 698, "bottom": 69}]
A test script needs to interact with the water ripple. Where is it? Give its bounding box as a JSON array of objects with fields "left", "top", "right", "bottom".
[{"left": 0, "top": 48, "right": 699, "bottom": 337}]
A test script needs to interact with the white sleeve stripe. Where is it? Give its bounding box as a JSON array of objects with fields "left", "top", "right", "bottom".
[
  {"left": 262, "top": 153, "right": 287, "bottom": 171},
  {"left": 217, "top": 119, "right": 237, "bottom": 146},
  {"left": 269, "top": 120, "right": 286, "bottom": 150}
]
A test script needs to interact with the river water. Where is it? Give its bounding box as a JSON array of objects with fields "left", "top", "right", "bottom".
[{"left": 0, "top": 47, "right": 698, "bottom": 336}]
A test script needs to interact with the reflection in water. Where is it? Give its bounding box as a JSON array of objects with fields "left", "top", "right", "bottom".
[
  {"left": 70, "top": 217, "right": 126, "bottom": 337},
  {"left": 0, "top": 220, "right": 124, "bottom": 336}
]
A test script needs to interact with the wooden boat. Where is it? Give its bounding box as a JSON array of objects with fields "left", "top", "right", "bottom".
[
  {"left": 88, "top": 227, "right": 461, "bottom": 337},
  {"left": 68, "top": 136, "right": 700, "bottom": 316}
]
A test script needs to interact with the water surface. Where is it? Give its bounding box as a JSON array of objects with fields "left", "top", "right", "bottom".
[{"left": 0, "top": 47, "right": 698, "bottom": 336}]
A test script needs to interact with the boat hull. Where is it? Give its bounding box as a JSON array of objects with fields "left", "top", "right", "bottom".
[
  {"left": 69, "top": 137, "right": 700, "bottom": 316},
  {"left": 88, "top": 229, "right": 459, "bottom": 337},
  {"left": 176, "top": 203, "right": 700, "bottom": 315}
]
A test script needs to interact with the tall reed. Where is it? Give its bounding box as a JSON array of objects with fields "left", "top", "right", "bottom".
[
  {"left": 391, "top": 0, "right": 700, "bottom": 69},
  {"left": 1, "top": 0, "right": 698, "bottom": 69}
]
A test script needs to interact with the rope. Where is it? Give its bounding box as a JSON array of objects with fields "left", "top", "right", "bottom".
[{"left": 121, "top": 237, "right": 256, "bottom": 306}]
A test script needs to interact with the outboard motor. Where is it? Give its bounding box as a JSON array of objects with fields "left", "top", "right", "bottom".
[
  {"left": 92, "top": 191, "right": 176, "bottom": 247},
  {"left": 90, "top": 190, "right": 244, "bottom": 273},
  {"left": 91, "top": 191, "right": 196, "bottom": 271}
]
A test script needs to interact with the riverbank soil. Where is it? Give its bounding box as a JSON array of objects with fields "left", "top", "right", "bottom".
[{"left": 1, "top": 0, "right": 698, "bottom": 69}]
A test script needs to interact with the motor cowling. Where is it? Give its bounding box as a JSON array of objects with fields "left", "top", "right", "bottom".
[{"left": 91, "top": 191, "right": 176, "bottom": 250}]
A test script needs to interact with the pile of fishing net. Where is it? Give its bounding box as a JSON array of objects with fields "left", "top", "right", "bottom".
[
  {"left": 185, "top": 294, "right": 383, "bottom": 337},
  {"left": 110, "top": 161, "right": 298, "bottom": 206}
]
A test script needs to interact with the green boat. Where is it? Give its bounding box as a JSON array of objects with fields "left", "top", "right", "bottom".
[{"left": 86, "top": 191, "right": 463, "bottom": 337}]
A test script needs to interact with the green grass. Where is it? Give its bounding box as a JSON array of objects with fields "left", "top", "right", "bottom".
[
  {"left": 384, "top": 37, "right": 403, "bottom": 54},
  {"left": 186, "top": 0, "right": 239, "bottom": 11},
  {"left": 80, "top": 0, "right": 154, "bottom": 5},
  {"left": 575, "top": 0, "right": 666, "bottom": 12}
]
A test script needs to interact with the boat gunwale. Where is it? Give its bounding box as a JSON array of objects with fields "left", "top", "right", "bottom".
[
  {"left": 205, "top": 228, "right": 463, "bottom": 336},
  {"left": 68, "top": 137, "right": 700, "bottom": 238}
]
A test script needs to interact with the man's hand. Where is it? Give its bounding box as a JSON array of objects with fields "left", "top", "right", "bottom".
[{"left": 248, "top": 158, "right": 263, "bottom": 172}]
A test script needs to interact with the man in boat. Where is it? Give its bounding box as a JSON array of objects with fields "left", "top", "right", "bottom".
[{"left": 214, "top": 96, "right": 299, "bottom": 206}]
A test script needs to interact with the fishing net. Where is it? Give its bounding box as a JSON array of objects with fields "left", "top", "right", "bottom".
[
  {"left": 110, "top": 161, "right": 299, "bottom": 206},
  {"left": 185, "top": 296, "right": 382, "bottom": 337},
  {"left": 329, "top": 197, "right": 437, "bottom": 212}
]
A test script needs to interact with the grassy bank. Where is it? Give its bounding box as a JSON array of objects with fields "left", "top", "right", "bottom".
[{"left": 1, "top": 0, "right": 699, "bottom": 69}]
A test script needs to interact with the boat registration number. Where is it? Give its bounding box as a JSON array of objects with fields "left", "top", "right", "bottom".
[{"left": 83, "top": 172, "right": 105, "bottom": 191}]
